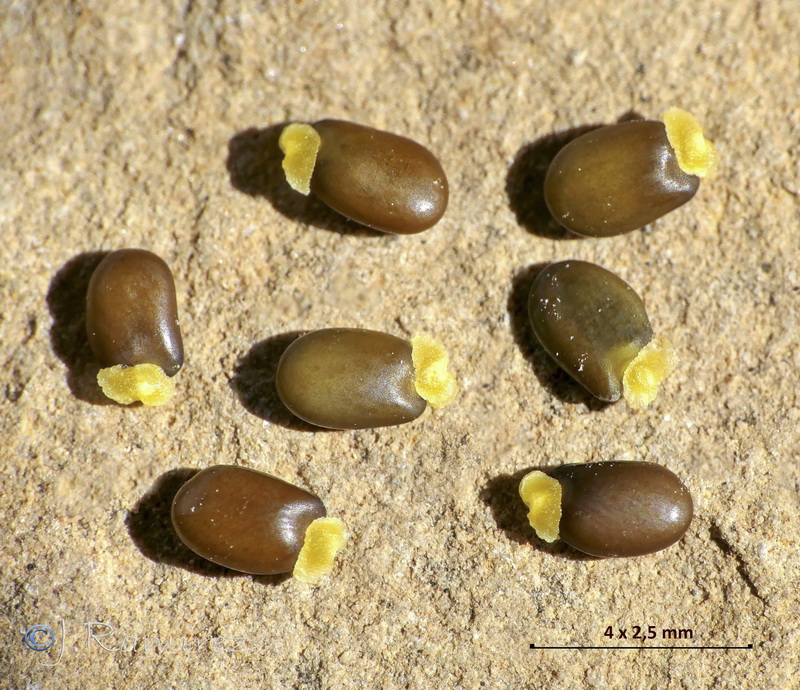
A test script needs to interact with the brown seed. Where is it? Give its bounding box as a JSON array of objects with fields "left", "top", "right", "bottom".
[
  {"left": 528, "top": 260, "right": 677, "bottom": 408},
  {"left": 544, "top": 110, "right": 717, "bottom": 237},
  {"left": 276, "top": 328, "right": 427, "bottom": 430},
  {"left": 519, "top": 461, "right": 693, "bottom": 558},
  {"left": 171, "top": 466, "right": 327, "bottom": 575},
  {"left": 280, "top": 120, "right": 448, "bottom": 234},
  {"left": 86, "top": 249, "right": 183, "bottom": 375}
]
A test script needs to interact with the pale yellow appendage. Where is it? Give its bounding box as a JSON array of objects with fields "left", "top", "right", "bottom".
[
  {"left": 293, "top": 517, "right": 346, "bottom": 584},
  {"left": 279, "top": 123, "right": 322, "bottom": 195},
  {"left": 411, "top": 334, "right": 458, "bottom": 409},
  {"left": 518, "top": 471, "right": 562, "bottom": 543},
  {"left": 97, "top": 363, "right": 176, "bottom": 406},
  {"left": 662, "top": 108, "right": 718, "bottom": 178},
  {"left": 622, "top": 336, "right": 679, "bottom": 410}
]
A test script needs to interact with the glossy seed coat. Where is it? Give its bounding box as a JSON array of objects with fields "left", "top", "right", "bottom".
[
  {"left": 544, "top": 120, "right": 699, "bottom": 237},
  {"left": 284, "top": 119, "right": 449, "bottom": 234},
  {"left": 172, "top": 466, "right": 327, "bottom": 575},
  {"left": 276, "top": 328, "right": 426, "bottom": 430},
  {"left": 550, "top": 461, "right": 693, "bottom": 557},
  {"left": 86, "top": 249, "right": 183, "bottom": 376},
  {"left": 529, "top": 260, "right": 652, "bottom": 402}
]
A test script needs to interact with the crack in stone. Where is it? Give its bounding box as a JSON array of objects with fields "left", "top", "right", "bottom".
[{"left": 709, "top": 522, "right": 766, "bottom": 605}]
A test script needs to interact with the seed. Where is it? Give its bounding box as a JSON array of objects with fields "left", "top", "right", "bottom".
[
  {"left": 275, "top": 329, "right": 457, "bottom": 430},
  {"left": 279, "top": 120, "right": 448, "bottom": 234},
  {"left": 528, "top": 260, "right": 677, "bottom": 409},
  {"left": 86, "top": 249, "right": 184, "bottom": 406},
  {"left": 171, "top": 465, "right": 345, "bottom": 583},
  {"left": 544, "top": 108, "right": 717, "bottom": 237},
  {"left": 519, "top": 461, "right": 693, "bottom": 558}
]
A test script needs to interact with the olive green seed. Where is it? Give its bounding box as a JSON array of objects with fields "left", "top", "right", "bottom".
[
  {"left": 528, "top": 260, "right": 678, "bottom": 409},
  {"left": 544, "top": 108, "right": 717, "bottom": 237},
  {"left": 275, "top": 328, "right": 457, "bottom": 430}
]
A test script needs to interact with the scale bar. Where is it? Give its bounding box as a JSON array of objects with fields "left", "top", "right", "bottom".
[{"left": 530, "top": 644, "right": 753, "bottom": 650}]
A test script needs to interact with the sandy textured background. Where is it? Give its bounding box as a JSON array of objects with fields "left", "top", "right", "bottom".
[{"left": 2, "top": 0, "right": 798, "bottom": 687}]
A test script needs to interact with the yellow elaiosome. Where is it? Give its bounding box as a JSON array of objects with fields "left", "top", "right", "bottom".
[
  {"left": 411, "top": 334, "right": 457, "bottom": 409},
  {"left": 279, "top": 123, "right": 321, "bottom": 195},
  {"left": 662, "top": 108, "right": 718, "bottom": 178},
  {"left": 622, "top": 336, "right": 679, "bottom": 410},
  {"left": 519, "top": 470, "right": 562, "bottom": 543},
  {"left": 97, "top": 363, "right": 176, "bottom": 406},
  {"left": 293, "top": 517, "right": 346, "bottom": 584}
]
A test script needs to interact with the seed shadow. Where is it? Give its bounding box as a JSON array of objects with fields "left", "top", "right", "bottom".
[
  {"left": 229, "top": 332, "right": 330, "bottom": 432},
  {"left": 226, "top": 123, "right": 386, "bottom": 238},
  {"left": 125, "top": 468, "right": 291, "bottom": 586},
  {"left": 506, "top": 124, "right": 602, "bottom": 239},
  {"left": 508, "top": 263, "right": 612, "bottom": 410},
  {"left": 46, "top": 251, "right": 113, "bottom": 404},
  {"left": 617, "top": 109, "right": 646, "bottom": 123},
  {"left": 480, "top": 467, "right": 596, "bottom": 561},
  {"left": 506, "top": 111, "right": 646, "bottom": 240}
]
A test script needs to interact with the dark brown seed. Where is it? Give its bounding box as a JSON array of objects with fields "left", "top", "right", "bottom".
[
  {"left": 282, "top": 120, "right": 448, "bottom": 234},
  {"left": 171, "top": 466, "right": 327, "bottom": 575},
  {"left": 86, "top": 249, "right": 183, "bottom": 376},
  {"left": 529, "top": 260, "right": 653, "bottom": 402},
  {"left": 276, "top": 328, "right": 427, "bottom": 430},
  {"left": 544, "top": 120, "right": 699, "bottom": 237},
  {"left": 550, "top": 461, "right": 693, "bottom": 557}
]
